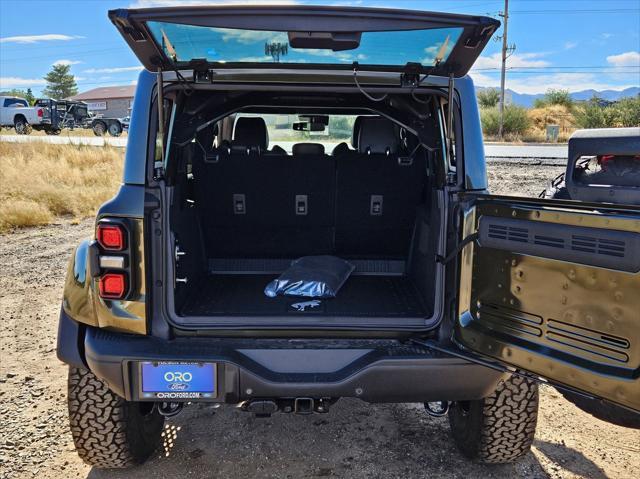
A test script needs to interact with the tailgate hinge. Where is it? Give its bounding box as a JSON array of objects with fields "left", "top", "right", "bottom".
[{"left": 400, "top": 62, "right": 422, "bottom": 87}]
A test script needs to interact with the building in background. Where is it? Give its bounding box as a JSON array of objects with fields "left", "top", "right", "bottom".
[{"left": 69, "top": 85, "right": 135, "bottom": 118}]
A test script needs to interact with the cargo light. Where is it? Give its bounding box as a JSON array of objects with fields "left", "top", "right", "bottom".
[
  {"left": 97, "top": 224, "right": 125, "bottom": 250},
  {"left": 99, "top": 273, "right": 127, "bottom": 299}
]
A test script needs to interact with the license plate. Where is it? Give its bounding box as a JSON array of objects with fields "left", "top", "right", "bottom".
[{"left": 140, "top": 362, "right": 216, "bottom": 400}]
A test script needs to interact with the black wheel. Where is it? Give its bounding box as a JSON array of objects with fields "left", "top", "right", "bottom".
[
  {"left": 93, "top": 122, "right": 106, "bottom": 136},
  {"left": 108, "top": 122, "right": 123, "bottom": 137},
  {"left": 14, "top": 117, "right": 32, "bottom": 135},
  {"left": 67, "top": 367, "right": 164, "bottom": 469},
  {"left": 557, "top": 389, "right": 640, "bottom": 429},
  {"left": 448, "top": 375, "right": 539, "bottom": 464}
]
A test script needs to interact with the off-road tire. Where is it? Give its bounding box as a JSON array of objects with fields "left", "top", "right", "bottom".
[
  {"left": 14, "top": 117, "right": 32, "bottom": 135},
  {"left": 92, "top": 121, "right": 106, "bottom": 136},
  {"left": 67, "top": 367, "right": 164, "bottom": 469},
  {"left": 448, "top": 375, "right": 538, "bottom": 464},
  {"left": 108, "top": 122, "right": 123, "bottom": 137}
]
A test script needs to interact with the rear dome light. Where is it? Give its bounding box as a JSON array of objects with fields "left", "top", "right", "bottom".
[
  {"left": 97, "top": 224, "right": 125, "bottom": 250},
  {"left": 99, "top": 273, "right": 127, "bottom": 299}
]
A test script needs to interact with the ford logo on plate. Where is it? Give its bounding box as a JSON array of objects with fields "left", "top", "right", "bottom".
[{"left": 169, "top": 383, "right": 189, "bottom": 391}]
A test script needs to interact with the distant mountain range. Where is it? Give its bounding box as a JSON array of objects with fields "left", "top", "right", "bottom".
[{"left": 478, "top": 86, "right": 639, "bottom": 108}]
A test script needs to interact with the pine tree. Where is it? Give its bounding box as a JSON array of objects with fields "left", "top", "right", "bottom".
[
  {"left": 25, "top": 88, "right": 35, "bottom": 105},
  {"left": 42, "top": 64, "right": 78, "bottom": 99}
]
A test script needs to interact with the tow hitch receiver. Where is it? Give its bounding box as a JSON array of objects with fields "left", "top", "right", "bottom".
[
  {"left": 294, "top": 397, "right": 314, "bottom": 415},
  {"left": 242, "top": 398, "right": 333, "bottom": 416}
]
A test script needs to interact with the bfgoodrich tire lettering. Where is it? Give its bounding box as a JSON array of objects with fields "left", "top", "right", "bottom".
[
  {"left": 448, "top": 375, "right": 538, "bottom": 464},
  {"left": 67, "top": 367, "right": 164, "bottom": 468}
]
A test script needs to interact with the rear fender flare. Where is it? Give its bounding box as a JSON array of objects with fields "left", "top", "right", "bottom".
[{"left": 62, "top": 239, "right": 100, "bottom": 327}]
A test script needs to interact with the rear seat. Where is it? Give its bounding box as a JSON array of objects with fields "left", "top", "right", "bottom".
[
  {"left": 194, "top": 118, "right": 335, "bottom": 258},
  {"left": 194, "top": 116, "right": 424, "bottom": 259},
  {"left": 335, "top": 117, "right": 425, "bottom": 257}
]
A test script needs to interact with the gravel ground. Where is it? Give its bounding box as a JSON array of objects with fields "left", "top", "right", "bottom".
[{"left": 1, "top": 162, "right": 639, "bottom": 479}]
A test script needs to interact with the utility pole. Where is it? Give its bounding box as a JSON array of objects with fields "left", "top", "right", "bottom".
[{"left": 498, "top": 0, "right": 510, "bottom": 140}]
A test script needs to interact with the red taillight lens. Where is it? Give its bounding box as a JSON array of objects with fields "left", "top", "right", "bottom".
[
  {"left": 97, "top": 224, "right": 125, "bottom": 250},
  {"left": 99, "top": 273, "right": 126, "bottom": 299},
  {"left": 37, "top": 108, "right": 43, "bottom": 118}
]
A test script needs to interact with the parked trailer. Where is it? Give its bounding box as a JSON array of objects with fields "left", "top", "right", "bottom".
[
  {"left": 90, "top": 117, "right": 127, "bottom": 137},
  {"left": 33, "top": 99, "right": 90, "bottom": 135}
]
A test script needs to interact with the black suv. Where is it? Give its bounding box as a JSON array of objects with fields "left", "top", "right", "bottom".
[{"left": 57, "top": 5, "right": 640, "bottom": 469}]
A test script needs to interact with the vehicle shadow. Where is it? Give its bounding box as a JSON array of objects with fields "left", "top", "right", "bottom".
[
  {"left": 86, "top": 399, "right": 550, "bottom": 479},
  {"left": 533, "top": 439, "right": 610, "bottom": 479}
]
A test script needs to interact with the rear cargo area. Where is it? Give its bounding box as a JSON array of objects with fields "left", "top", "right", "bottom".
[
  {"left": 166, "top": 111, "right": 443, "bottom": 329},
  {"left": 180, "top": 268, "right": 429, "bottom": 320}
]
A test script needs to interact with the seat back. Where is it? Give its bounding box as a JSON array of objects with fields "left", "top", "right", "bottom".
[{"left": 335, "top": 117, "right": 425, "bottom": 257}]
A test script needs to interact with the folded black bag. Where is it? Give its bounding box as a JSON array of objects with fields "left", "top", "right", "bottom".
[{"left": 264, "top": 255, "right": 355, "bottom": 299}]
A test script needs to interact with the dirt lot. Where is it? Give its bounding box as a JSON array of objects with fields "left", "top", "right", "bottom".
[{"left": 1, "top": 162, "right": 638, "bottom": 479}]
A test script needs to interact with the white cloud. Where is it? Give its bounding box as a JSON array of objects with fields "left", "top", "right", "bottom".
[
  {"left": 473, "top": 52, "right": 550, "bottom": 71},
  {"left": 237, "top": 56, "right": 273, "bottom": 62},
  {"left": 607, "top": 51, "right": 640, "bottom": 67},
  {"left": 83, "top": 66, "right": 144, "bottom": 74},
  {"left": 0, "top": 77, "right": 47, "bottom": 88},
  {"left": 0, "top": 34, "right": 83, "bottom": 44},
  {"left": 218, "top": 28, "right": 287, "bottom": 45},
  {"left": 564, "top": 41, "right": 578, "bottom": 50},
  {"left": 53, "top": 59, "right": 82, "bottom": 66}
]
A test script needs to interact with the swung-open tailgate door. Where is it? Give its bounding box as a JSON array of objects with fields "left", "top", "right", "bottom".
[{"left": 456, "top": 195, "right": 640, "bottom": 412}]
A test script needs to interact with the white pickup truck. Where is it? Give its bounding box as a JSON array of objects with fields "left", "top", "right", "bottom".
[{"left": 0, "top": 96, "right": 47, "bottom": 134}]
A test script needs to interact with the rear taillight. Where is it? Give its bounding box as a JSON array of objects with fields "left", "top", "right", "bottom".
[
  {"left": 99, "top": 273, "right": 127, "bottom": 299},
  {"left": 96, "top": 219, "right": 131, "bottom": 300},
  {"left": 97, "top": 224, "right": 125, "bottom": 250},
  {"left": 37, "top": 108, "right": 43, "bottom": 118}
]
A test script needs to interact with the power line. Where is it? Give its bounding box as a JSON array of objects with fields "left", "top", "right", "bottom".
[
  {"left": 510, "top": 8, "right": 640, "bottom": 13},
  {"left": 475, "top": 65, "right": 640, "bottom": 70},
  {"left": 474, "top": 70, "right": 640, "bottom": 74}
]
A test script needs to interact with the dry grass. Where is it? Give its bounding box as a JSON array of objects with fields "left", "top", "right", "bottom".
[
  {"left": 0, "top": 142, "right": 124, "bottom": 232},
  {"left": 525, "top": 105, "right": 577, "bottom": 142}
]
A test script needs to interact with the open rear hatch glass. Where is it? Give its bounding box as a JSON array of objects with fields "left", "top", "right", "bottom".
[{"left": 108, "top": 5, "right": 499, "bottom": 77}]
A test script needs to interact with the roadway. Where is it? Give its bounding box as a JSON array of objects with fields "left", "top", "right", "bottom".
[{"left": 0, "top": 135, "right": 568, "bottom": 159}]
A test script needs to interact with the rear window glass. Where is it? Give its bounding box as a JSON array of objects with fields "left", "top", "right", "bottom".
[
  {"left": 147, "top": 22, "right": 462, "bottom": 67},
  {"left": 3, "top": 98, "right": 28, "bottom": 107},
  {"left": 573, "top": 155, "right": 640, "bottom": 187},
  {"left": 235, "top": 113, "right": 361, "bottom": 153}
]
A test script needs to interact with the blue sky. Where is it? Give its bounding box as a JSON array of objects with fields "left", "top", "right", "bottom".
[{"left": 1, "top": 0, "right": 639, "bottom": 96}]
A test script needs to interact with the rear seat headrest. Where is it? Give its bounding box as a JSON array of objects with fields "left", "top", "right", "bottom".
[
  {"left": 292, "top": 143, "right": 325, "bottom": 156},
  {"left": 358, "top": 117, "right": 398, "bottom": 155},
  {"left": 233, "top": 117, "right": 268, "bottom": 150},
  {"left": 351, "top": 116, "right": 366, "bottom": 149}
]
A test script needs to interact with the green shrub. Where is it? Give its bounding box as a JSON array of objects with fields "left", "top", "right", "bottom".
[
  {"left": 611, "top": 96, "right": 640, "bottom": 127},
  {"left": 477, "top": 88, "right": 500, "bottom": 108},
  {"left": 534, "top": 89, "right": 574, "bottom": 109},
  {"left": 480, "top": 105, "right": 531, "bottom": 137},
  {"left": 574, "top": 97, "right": 617, "bottom": 128}
]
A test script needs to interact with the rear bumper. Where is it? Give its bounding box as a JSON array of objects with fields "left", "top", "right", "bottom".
[{"left": 79, "top": 325, "right": 506, "bottom": 404}]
